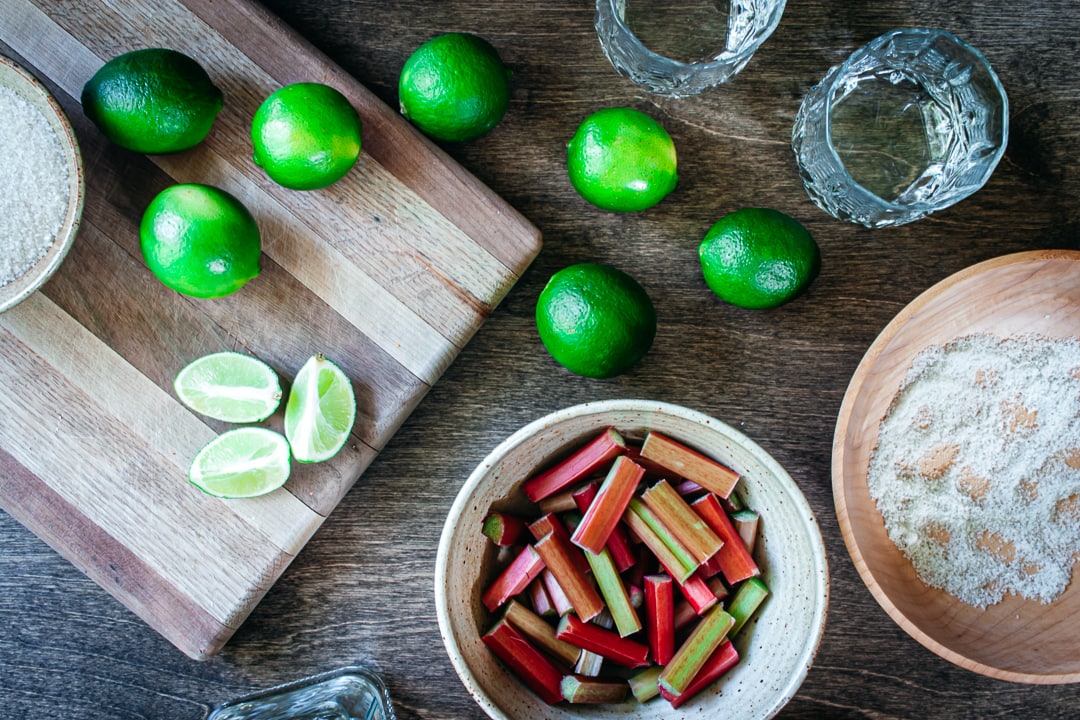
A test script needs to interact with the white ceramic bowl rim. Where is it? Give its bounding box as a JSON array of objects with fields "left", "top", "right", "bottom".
[{"left": 435, "top": 399, "right": 829, "bottom": 720}]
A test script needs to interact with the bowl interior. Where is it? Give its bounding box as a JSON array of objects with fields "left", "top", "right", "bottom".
[
  {"left": 833, "top": 250, "right": 1080, "bottom": 683},
  {"left": 436, "top": 400, "right": 829, "bottom": 719},
  {"left": 0, "top": 55, "right": 84, "bottom": 313}
]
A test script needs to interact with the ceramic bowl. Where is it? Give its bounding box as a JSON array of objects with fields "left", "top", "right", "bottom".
[
  {"left": 0, "top": 55, "right": 85, "bottom": 313},
  {"left": 435, "top": 399, "right": 829, "bottom": 719},
  {"left": 833, "top": 250, "right": 1080, "bottom": 683}
]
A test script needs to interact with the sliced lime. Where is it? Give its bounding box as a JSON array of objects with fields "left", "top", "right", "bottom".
[
  {"left": 189, "top": 427, "right": 291, "bottom": 498},
  {"left": 284, "top": 354, "right": 356, "bottom": 463},
  {"left": 174, "top": 351, "right": 282, "bottom": 423}
]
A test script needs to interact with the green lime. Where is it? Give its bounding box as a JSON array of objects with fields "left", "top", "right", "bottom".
[
  {"left": 698, "top": 208, "right": 820, "bottom": 309},
  {"left": 174, "top": 351, "right": 282, "bottom": 423},
  {"left": 566, "top": 107, "right": 677, "bottom": 213},
  {"left": 189, "top": 427, "right": 291, "bottom": 499},
  {"left": 284, "top": 354, "right": 357, "bottom": 463},
  {"left": 81, "top": 48, "right": 223, "bottom": 154},
  {"left": 398, "top": 32, "right": 511, "bottom": 142},
  {"left": 251, "top": 82, "right": 362, "bottom": 190},
  {"left": 536, "top": 263, "right": 656, "bottom": 378},
  {"left": 140, "top": 183, "right": 261, "bottom": 299}
]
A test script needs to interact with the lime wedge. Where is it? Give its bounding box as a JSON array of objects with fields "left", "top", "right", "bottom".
[
  {"left": 284, "top": 354, "right": 356, "bottom": 463},
  {"left": 174, "top": 351, "right": 282, "bottom": 423},
  {"left": 189, "top": 427, "right": 291, "bottom": 498}
]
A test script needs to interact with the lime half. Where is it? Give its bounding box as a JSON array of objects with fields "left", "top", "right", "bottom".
[
  {"left": 284, "top": 354, "right": 356, "bottom": 463},
  {"left": 174, "top": 351, "right": 282, "bottom": 423},
  {"left": 189, "top": 427, "right": 291, "bottom": 498}
]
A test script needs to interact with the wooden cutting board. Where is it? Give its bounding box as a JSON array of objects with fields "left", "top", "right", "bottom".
[{"left": 0, "top": 0, "right": 541, "bottom": 660}]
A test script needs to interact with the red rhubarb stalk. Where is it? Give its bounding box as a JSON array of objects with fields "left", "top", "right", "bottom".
[
  {"left": 731, "top": 507, "right": 760, "bottom": 553},
  {"left": 527, "top": 577, "right": 557, "bottom": 618},
  {"left": 529, "top": 513, "right": 590, "bottom": 576},
  {"left": 533, "top": 531, "right": 605, "bottom": 622},
  {"left": 623, "top": 498, "right": 698, "bottom": 583},
  {"left": 676, "top": 571, "right": 719, "bottom": 615},
  {"left": 584, "top": 547, "right": 641, "bottom": 637},
  {"left": 481, "top": 618, "right": 565, "bottom": 705},
  {"left": 691, "top": 493, "right": 761, "bottom": 584},
  {"left": 641, "top": 479, "right": 724, "bottom": 565},
  {"left": 639, "top": 431, "right": 740, "bottom": 499},
  {"left": 571, "top": 455, "right": 645, "bottom": 554},
  {"left": 644, "top": 574, "right": 675, "bottom": 666},
  {"left": 660, "top": 640, "right": 739, "bottom": 708},
  {"left": 560, "top": 675, "right": 628, "bottom": 704},
  {"left": 541, "top": 569, "right": 574, "bottom": 617},
  {"left": 573, "top": 480, "right": 637, "bottom": 573},
  {"left": 523, "top": 427, "right": 627, "bottom": 502},
  {"left": 658, "top": 605, "right": 735, "bottom": 699},
  {"left": 482, "top": 544, "right": 545, "bottom": 612},
  {"left": 482, "top": 511, "right": 529, "bottom": 547},
  {"left": 503, "top": 599, "right": 581, "bottom": 667},
  {"left": 556, "top": 612, "right": 651, "bottom": 668}
]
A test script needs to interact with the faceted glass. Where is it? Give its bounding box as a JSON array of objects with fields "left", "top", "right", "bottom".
[{"left": 208, "top": 667, "right": 395, "bottom": 720}]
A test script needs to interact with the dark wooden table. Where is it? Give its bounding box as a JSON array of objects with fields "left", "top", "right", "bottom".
[{"left": 3, "top": 1, "right": 1080, "bottom": 718}]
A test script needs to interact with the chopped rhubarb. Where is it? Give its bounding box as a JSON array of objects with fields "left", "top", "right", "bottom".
[
  {"left": 728, "top": 576, "right": 770, "bottom": 637},
  {"left": 660, "top": 640, "right": 739, "bottom": 708},
  {"left": 482, "top": 544, "right": 545, "bottom": 612},
  {"left": 523, "top": 427, "right": 627, "bottom": 502},
  {"left": 556, "top": 613, "right": 650, "bottom": 668},
  {"left": 731, "top": 508, "right": 760, "bottom": 554},
  {"left": 691, "top": 493, "right": 761, "bottom": 584},
  {"left": 541, "top": 569, "right": 574, "bottom": 617},
  {"left": 482, "top": 511, "right": 529, "bottom": 547},
  {"left": 706, "top": 575, "right": 728, "bottom": 602},
  {"left": 628, "top": 665, "right": 662, "bottom": 702},
  {"left": 533, "top": 531, "right": 605, "bottom": 622},
  {"left": 639, "top": 431, "right": 740, "bottom": 499},
  {"left": 481, "top": 618, "right": 565, "bottom": 705},
  {"left": 560, "top": 675, "right": 628, "bottom": 704},
  {"left": 571, "top": 455, "right": 645, "bottom": 554},
  {"left": 676, "top": 571, "right": 719, "bottom": 615},
  {"left": 527, "top": 577, "right": 557, "bottom": 618},
  {"left": 627, "top": 582, "right": 644, "bottom": 610},
  {"left": 658, "top": 605, "right": 735, "bottom": 699},
  {"left": 503, "top": 599, "right": 581, "bottom": 667},
  {"left": 584, "top": 547, "right": 641, "bottom": 637},
  {"left": 644, "top": 574, "right": 675, "bottom": 666},
  {"left": 672, "top": 599, "right": 697, "bottom": 632},
  {"left": 529, "top": 513, "right": 589, "bottom": 576},
  {"left": 623, "top": 498, "right": 697, "bottom": 583},
  {"left": 642, "top": 479, "right": 724, "bottom": 565},
  {"left": 572, "top": 480, "right": 637, "bottom": 573},
  {"left": 574, "top": 649, "right": 604, "bottom": 677},
  {"left": 537, "top": 485, "right": 583, "bottom": 514}
]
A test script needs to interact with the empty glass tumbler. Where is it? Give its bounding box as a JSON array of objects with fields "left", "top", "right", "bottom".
[
  {"left": 595, "top": 0, "right": 786, "bottom": 97},
  {"left": 791, "top": 28, "right": 1008, "bottom": 228}
]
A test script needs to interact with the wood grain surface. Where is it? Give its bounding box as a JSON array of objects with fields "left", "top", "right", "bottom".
[{"left": 2, "top": 0, "right": 1080, "bottom": 718}]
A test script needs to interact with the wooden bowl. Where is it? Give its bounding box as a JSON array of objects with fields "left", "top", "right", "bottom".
[
  {"left": 833, "top": 250, "right": 1080, "bottom": 683},
  {"left": 435, "top": 399, "right": 829, "bottom": 719},
  {"left": 0, "top": 55, "right": 84, "bottom": 313}
]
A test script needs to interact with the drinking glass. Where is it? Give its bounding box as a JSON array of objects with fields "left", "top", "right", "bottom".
[
  {"left": 791, "top": 28, "right": 1009, "bottom": 229},
  {"left": 208, "top": 666, "right": 395, "bottom": 720},
  {"left": 595, "top": 0, "right": 786, "bottom": 97}
]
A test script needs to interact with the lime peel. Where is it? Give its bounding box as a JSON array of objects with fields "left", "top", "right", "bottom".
[{"left": 284, "top": 354, "right": 357, "bottom": 463}]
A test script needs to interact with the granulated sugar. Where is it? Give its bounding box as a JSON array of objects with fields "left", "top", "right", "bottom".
[
  {"left": 867, "top": 333, "right": 1080, "bottom": 608},
  {"left": 0, "top": 84, "right": 71, "bottom": 287}
]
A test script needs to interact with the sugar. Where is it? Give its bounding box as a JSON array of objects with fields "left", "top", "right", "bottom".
[
  {"left": 0, "top": 83, "right": 71, "bottom": 287},
  {"left": 867, "top": 334, "right": 1080, "bottom": 608}
]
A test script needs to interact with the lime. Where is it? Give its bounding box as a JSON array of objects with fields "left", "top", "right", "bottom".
[
  {"left": 398, "top": 32, "right": 511, "bottom": 142},
  {"left": 251, "top": 82, "right": 362, "bottom": 190},
  {"left": 189, "top": 427, "right": 291, "bottom": 499},
  {"left": 284, "top": 354, "right": 356, "bottom": 463},
  {"left": 697, "top": 208, "right": 820, "bottom": 309},
  {"left": 140, "top": 183, "right": 261, "bottom": 299},
  {"left": 536, "top": 263, "right": 656, "bottom": 378},
  {"left": 566, "top": 107, "right": 677, "bottom": 213},
  {"left": 174, "top": 351, "right": 282, "bottom": 423},
  {"left": 81, "top": 48, "right": 223, "bottom": 154}
]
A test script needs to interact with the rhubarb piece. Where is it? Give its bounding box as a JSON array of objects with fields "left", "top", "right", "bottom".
[
  {"left": 537, "top": 485, "right": 582, "bottom": 514},
  {"left": 627, "top": 582, "right": 644, "bottom": 609},
  {"left": 676, "top": 571, "right": 718, "bottom": 615},
  {"left": 574, "top": 649, "right": 604, "bottom": 677},
  {"left": 481, "top": 618, "right": 565, "bottom": 705},
  {"left": 642, "top": 479, "right": 724, "bottom": 565},
  {"left": 560, "top": 675, "right": 629, "bottom": 704},
  {"left": 527, "top": 577, "right": 557, "bottom": 617},
  {"left": 628, "top": 665, "right": 662, "bottom": 702},
  {"left": 731, "top": 508, "right": 760, "bottom": 554},
  {"left": 529, "top": 513, "right": 590, "bottom": 576},
  {"left": 534, "top": 531, "right": 605, "bottom": 622},
  {"left": 482, "top": 544, "right": 545, "bottom": 612},
  {"left": 691, "top": 493, "right": 761, "bottom": 584},
  {"left": 556, "top": 613, "right": 650, "bottom": 668},
  {"left": 728, "top": 576, "right": 770, "bottom": 637},
  {"left": 639, "top": 431, "right": 740, "bottom": 499},
  {"left": 672, "top": 599, "right": 697, "bottom": 632},
  {"left": 658, "top": 605, "right": 735, "bottom": 699},
  {"left": 644, "top": 574, "right": 675, "bottom": 666},
  {"left": 660, "top": 640, "right": 739, "bottom": 708},
  {"left": 623, "top": 498, "right": 697, "bottom": 583},
  {"left": 503, "top": 599, "right": 581, "bottom": 667},
  {"left": 541, "top": 569, "right": 574, "bottom": 616},
  {"left": 571, "top": 455, "right": 645, "bottom": 554},
  {"left": 573, "top": 478, "right": 641, "bottom": 573},
  {"left": 706, "top": 575, "right": 728, "bottom": 602},
  {"left": 482, "top": 511, "right": 529, "bottom": 547},
  {"left": 585, "top": 547, "right": 641, "bottom": 637},
  {"left": 523, "top": 427, "right": 627, "bottom": 502}
]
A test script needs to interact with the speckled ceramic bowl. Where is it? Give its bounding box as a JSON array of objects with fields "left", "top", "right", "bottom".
[
  {"left": 435, "top": 400, "right": 829, "bottom": 719},
  {"left": 0, "top": 54, "right": 84, "bottom": 313}
]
